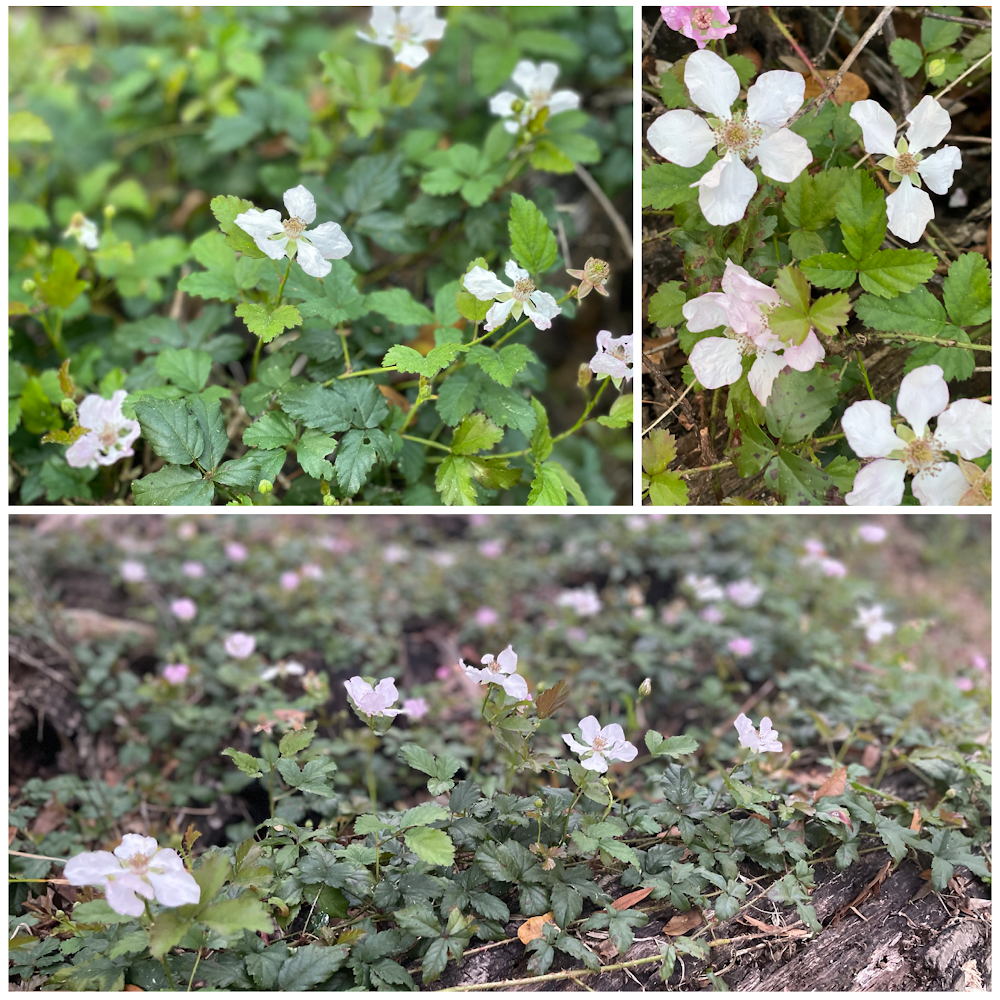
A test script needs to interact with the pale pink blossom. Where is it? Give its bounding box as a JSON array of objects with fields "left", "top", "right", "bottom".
[
  {"left": 562, "top": 716, "right": 638, "bottom": 773},
  {"left": 300, "top": 563, "right": 323, "bottom": 580},
  {"left": 475, "top": 606, "right": 500, "bottom": 627},
  {"left": 162, "top": 663, "right": 189, "bottom": 685},
  {"left": 589, "top": 331, "right": 633, "bottom": 382},
  {"left": 357, "top": 6, "right": 447, "bottom": 69},
  {"left": 344, "top": 676, "right": 402, "bottom": 717},
  {"left": 225, "top": 632, "right": 256, "bottom": 659},
  {"left": 431, "top": 551, "right": 456, "bottom": 568},
  {"left": 467, "top": 514, "right": 489, "bottom": 526},
  {"left": 821, "top": 558, "right": 848, "bottom": 578},
  {"left": 557, "top": 587, "right": 603, "bottom": 617},
  {"left": 734, "top": 713, "right": 782, "bottom": 754},
  {"left": 626, "top": 516, "right": 648, "bottom": 532},
  {"left": 280, "top": 571, "right": 300, "bottom": 592},
  {"left": 478, "top": 539, "right": 505, "bottom": 559},
  {"left": 170, "top": 598, "right": 197, "bottom": 621},
  {"left": 854, "top": 605, "right": 894, "bottom": 644},
  {"left": 727, "top": 636, "right": 754, "bottom": 657},
  {"left": 320, "top": 535, "right": 354, "bottom": 554},
  {"left": 182, "top": 560, "right": 205, "bottom": 579},
  {"left": 177, "top": 522, "right": 197, "bottom": 541},
  {"left": 857, "top": 524, "right": 887, "bottom": 544},
  {"left": 566, "top": 626, "right": 589, "bottom": 644},
  {"left": 463, "top": 260, "right": 561, "bottom": 333},
  {"left": 700, "top": 605, "right": 724, "bottom": 625},
  {"left": 955, "top": 677, "right": 974, "bottom": 692},
  {"left": 971, "top": 654, "right": 989, "bottom": 672},
  {"left": 435, "top": 664, "right": 452, "bottom": 680},
  {"left": 461, "top": 645, "right": 529, "bottom": 700},
  {"left": 64, "top": 391, "right": 141, "bottom": 470},
  {"left": 726, "top": 579, "right": 762, "bottom": 608},
  {"left": 383, "top": 544, "right": 409, "bottom": 564},
  {"left": 225, "top": 542, "right": 248, "bottom": 562},
  {"left": 120, "top": 560, "right": 147, "bottom": 583},
  {"left": 661, "top": 5, "right": 737, "bottom": 49},
  {"left": 489, "top": 60, "right": 580, "bottom": 135},
  {"left": 402, "top": 697, "right": 429, "bottom": 719},
  {"left": 685, "top": 573, "right": 724, "bottom": 602}
]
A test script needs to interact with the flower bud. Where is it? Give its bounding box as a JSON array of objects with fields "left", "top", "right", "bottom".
[
  {"left": 926, "top": 58, "right": 946, "bottom": 78},
  {"left": 578, "top": 363, "right": 593, "bottom": 388},
  {"left": 533, "top": 797, "right": 545, "bottom": 810},
  {"left": 21, "top": 279, "right": 36, "bottom": 294},
  {"left": 638, "top": 677, "right": 652, "bottom": 699},
  {"left": 60, "top": 398, "right": 77, "bottom": 415},
  {"left": 322, "top": 495, "right": 336, "bottom": 506},
  {"left": 103, "top": 204, "right": 116, "bottom": 220},
  {"left": 258, "top": 479, "right": 273, "bottom": 494}
]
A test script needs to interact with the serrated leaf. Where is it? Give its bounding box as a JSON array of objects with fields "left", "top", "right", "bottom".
[
  {"left": 435, "top": 454, "right": 477, "bottom": 505},
  {"left": 367, "top": 287, "right": 435, "bottom": 325},
  {"left": 858, "top": 248, "right": 937, "bottom": 298},
  {"left": 296, "top": 430, "right": 337, "bottom": 480},
  {"left": 277, "top": 944, "right": 349, "bottom": 991},
  {"left": 334, "top": 428, "right": 385, "bottom": 495},
  {"left": 774, "top": 266, "right": 811, "bottom": 313},
  {"left": 199, "top": 895, "right": 273, "bottom": 935},
  {"left": 395, "top": 904, "right": 442, "bottom": 938},
  {"left": 38, "top": 247, "right": 87, "bottom": 308},
  {"left": 903, "top": 324, "right": 975, "bottom": 381},
  {"left": 527, "top": 462, "right": 567, "bottom": 505},
  {"left": 529, "top": 397, "right": 553, "bottom": 461},
  {"left": 222, "top": 748, "right": 264, "bottom": 777},
  {"left": 548, "top": 462, "right": 589, "bottom": 506},
  {"left": 455, "top": 289, "right": 491, "bottom": 323},
  {"left": 642, "top": 156, "right": 716, "bottom": 209},
  {"left": 943, "top": 251, "right": 991, "bottom": 327},
  {"left": 641, "top": 428, "right": 677, "bottom": 475},
  {"left": 808, "top": 291, "right": 851, "bottom": 337},
  {"left": 451, "top": 412, "right": 503, "bottom": 455},
  {"left": 765, "top": 368, "right": 839, "bottom": 444},
  {"left": 644, "top": 471, "right": 689, "bottom": 506},
  {"left": 404, "top": 827, "right": 455, "bottom": 866},
  {"left": 597, "top": 393, "right": 633, "bottom": 429},
  {"left": 508, "top": 193, "right": 558, "bottom": 274},
  {"left": 854, "top": 286, "right": 946, "bottom": 335},
  {"left": 799, "top": 252, "right": 860, "bottom": 289},
  {"left": 213, "top": 449, "right": 286, "bottom": 491},
  {"left": 769, "top": 305, "right": 811, "bottom": 346},
  {"left": 133, "top": 397, "right": 205, "bottom": 466},
  {"left": 210, "top": 194, "right": 267, "bottom": 259},
  {"left": 889, "top": 37, "right": 924, "bottom": 78},
  {"left": 235, "top": 303, "right": 302, "bottom": 343},
  {"left": 466, "top": 343, "right": 534, "bottom": 387},
  {"left": 648, "top": 280, "right": 686, "bottom": 328},
  {"left": 384, "top": 342, "right": 464, "bottom": 378},
  {"left": 155, "top": 348, "right": 213, "bottom": 392},
  {"left": 278, "top": 383, "right": 354, "bottom": 434},
  {"left": 243, "top": 410, "right": 297, "bottom": 450},
  {"left": 783, "top": 167, "right": 850, "bottom": 231},
  {"left": 764, "top": 448, "right": 840, "bottom": 505},
  {"left": 727, "top": 407, "right": 777, "bottom": 476},
  {"left": 836, "top": 171, "right": 887, "bottom": 262},
  {"left": 132, "top": 465, "right": 214, "bottom": 505},
  {"left": 278, "top": 727, "right": 316, "bottom": 756}
]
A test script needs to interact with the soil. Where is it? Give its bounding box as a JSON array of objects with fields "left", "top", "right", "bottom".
[{"left": 641, "top": 6, "right": 992, "bottom": 505}]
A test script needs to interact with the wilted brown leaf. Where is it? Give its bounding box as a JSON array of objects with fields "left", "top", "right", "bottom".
[
  {"left": 612, "top": 886, "right": 653, "bottom": 911},
  {"left": 518, "top": 912, "right": 556, "bottom": 943},
  {"left": 813, "top": 766, "right": 847, "bottom": 803},
  {"left": 664, "top": 910, "right": 702, "bottom": 936},
  {"left": 802, "top": 69, "right": 870, "bottom": 105},
  {"left": 536, "top": 680, "right": 569, "bottom": 720}
]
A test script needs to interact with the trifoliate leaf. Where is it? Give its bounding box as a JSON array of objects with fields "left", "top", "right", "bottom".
[
  {"left": 647, "top": 280, "right": 686, "bottom": 328},
  {"left": 836, "top": 171, "right": 887, "bottom": 262},
  {"left": 242, "top": 410, "right": 297, "bottom": 450},
  {"left": 643, "top": 471, "right": 689, "bottom": 506},
  {"left": 642, "top": 428, "right": 677, "bottom": 476},
  {"left": 235, "top": 303, "right": 302, "bottom": 343},
  {"left": 450, "top": 413, "right": 503, "bottom": 455},
  {"left": 466, "top": 344, "right": 535, "bottom": 387},
  {"left": 808, "top": 291, "right": 851, "bottom": 338},
  {"left": 857, "top": 248, "right": 937, "bottom": 298},
  {"left": 508, "top": 193, "right": 558, "bottom": 274},
  {"left": 383, "top": 342, "right": 465, "bottom": 378},
  {"left": 799, "top": 252, "right": 860, "bottom": 289},
  {"left": 132, "top": 465, "right": 214, "bottom": 506}
]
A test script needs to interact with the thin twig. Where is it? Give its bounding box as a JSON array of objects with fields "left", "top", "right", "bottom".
[
  {"left": 765, "top": 6, "right": 827, "bottom": 90},
  {"left": 916, "top": 8, "right": 992, "bottom": 27},
  {"left": 573, "top": 163, "right": 633, "bottom": 259},
  {"left": 934, "top": 50, "right": 992, "bottom": 102},
  {"left": 643, "top": 381, "right": 693, "bottom": 436},
  {"left": 879, "top": 10, "right": 911, "bottom": 115},
  {"left": 816, "top": 6, "right": 845, "bottom": 65},
  {"left": 642, "top": 15, "right": 663, "bottom": 54}
]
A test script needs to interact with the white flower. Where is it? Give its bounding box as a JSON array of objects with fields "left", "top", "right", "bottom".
[
  {"left": 684, "top": 573, "right": 724, "bottom": 602},
  {"left": 463, "top": 260, "right": 561, "bottom": 333},
  {"left": 734, "top": 713, "right": 782, "bottom": 754},
  {"left": 854, "top": 605, "right": 895, "bottom": 643},
  {"left": 857, "top": 524, "right": 887, "bottom": 544},
  {"left": 562, "top": 716, "right": 638, "bottom": 773},
  {"left": 842, "top": 365, "right": 991, "bottom": 506},
  {"left": 849, "top": 96, "right": 961, "bottom": 243},
  {"left": 120, "top": 560, "right": 147, "bottom": 583},
  {"left": 461, "top": 644, "right": 529, "bottom": 700},
  {"left": 235, "top": 185, "right": 352, "bottom": 279},
  {"left": 490, "top": 60, "right": 580, "bottom": 135},
  {"left": 261, "top": 660, "right": 306, "bottom": 682},
  {"left": 589, "top": 330, "right": 633, "bottom": 382},
  {"left": 684, "top": 262, "right": 825, "bottom": 405},
  {"left": 344, "top": 676, "right": 402, "bottom": 717},
  {"left": 556, "top": 587, "right": 603, "bottom": 617},
  {"left": 725, "top": 579, "right": 762, "bottom": 608},
  {"left": 64, "top": 391, "right": 141, "bottom": 469},
  {"left": 225, "top": 632, "right": 256, "bottom": 659},
  {"left": 357, "top": 6, "right": 446, "bottom": 69},
  {"left": 64, "top": 834, "right": 200, "bottom": 918},
  {"left": 63, "top": 211, "right": 99, "bottom": 251},
  {"left": 647, "top": 50, "right": 811, "bottom": 225}
]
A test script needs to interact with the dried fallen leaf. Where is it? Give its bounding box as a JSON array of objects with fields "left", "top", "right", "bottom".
[
  {"left": 377, "top": 384, "right": 411, "bottom": 413},
  {"left": 123, "top": 986, "right": 145, "bottom": 991},
  {"left": 664, "top": 910, "right": 702, "bottom": 936},
  {"left": 802, "top": 69, "right": 870, "bottom": 105},
  {"left": 813, "top": 766, "right": 847, "bottom": 803},
  {"left": 909, "top": 808, "right": 922, "bottom": 833},
  {"left": 861, "top": 742, "right": 881, "bottom": 772},
  {"left": 9, "top": 827, "right": 17, "bottom": 846},
  {"left": 612, "top": 886, "right": 653, "bottom": 911},
  {"left": 518, "top": 911, "right": 556, "bottom": 943},
  {"left": 740, "top": 913, "right": 810, "bottom": 938}
]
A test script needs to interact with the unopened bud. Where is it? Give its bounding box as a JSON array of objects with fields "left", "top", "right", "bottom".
[
  {"left": 21, "top": 279, "right": 36, "bottom": 294},
  {"left": 927, "top": 58, "right": 946, "bottom": 78},
  {"left": 60, "top": 398, "right": 77, "bottom": 415},
  {"left": 533, "top": 798, "right": 545, "bottom": 810},
  {"left": 638, "top": 677, "right": 652, "bottom": 699},
  {"left": 578, "top": 363, "right": 593, "bottom": 388},
  {"left": 103, "top": 204, "right": 116, "bottom": 220},
  {"left": 258, "top": 479, "right": 273, "bottom": 494},
  {"left": 322, "top": 495, "right": 336, "bottom": 506}
]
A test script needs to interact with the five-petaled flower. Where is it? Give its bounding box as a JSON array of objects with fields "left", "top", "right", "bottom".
[
  {"left": 170, "top": 598, "right": 197, "bottom": 621},
  {"left": 647, "top": 49, "right": 811, "bottom": 225},
  {"left": 463, "top": 260, "right": 561, "bottom": 332},
  {"left": 562, "top": 716, "right": 638, "bottom": 772},
  {"left": 64, "top": 391, "right": 141, "bottom": 470},
  {"left": 261, "top": 660, "right": 306, "bottom": 682},
  {"left": 344, "top": 676, "right": 402, "bottom": 717},
  {"left": 63, "top": 211, "right": 99, "bottom": 250},
  {"left": 660, "top": 6, "right": 737, "bottom": 49},
  {"left": 557, "top": 587, "right": 603, "bottom": 617},
  {"left": 566, "top": 257, "right": 610, "bottom": 299},
  {"left": 849, "top": 96, "right": 961, "bottom": 243},
  {"left": 684, "top": 262, "right": 825, "bottom": 404},
  {"left": 842, "top": 365, "right": 991, "bottom": 506},
  {"left": 725, "top": 579, "right": 762, "bottom": 608},
  {"left": 225, "top": 632, "right": 256, "bottom": 659},
  {"left": 461, "top": 645, "right": 529, "bottom": 700},
  {"left": 235, "top": 185, "right": 352, "bottom": 279},
  {"left": 64, "top": 834, "right": 201, "bottom": 917},
  {"left": 357, "top": 6, "right": 446, "bottom": 69},
  {"left": 589, "top": 330, "right": 633, "bottom": 382},
  {"left": 854, "top": 605, "right": 894, "bottom": 644},
  {"left": 490, "top": 60, "right": 580, "bottom": 135},
  {"left": 734, "top": 713, "right": 782, "bottom": 754}
]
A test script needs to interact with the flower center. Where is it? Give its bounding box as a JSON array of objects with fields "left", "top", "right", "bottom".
[
  {"left": 895, "top": 152, "right": 918, "bottom": 176},
  {"left": 483, "top": 657, "right": 502, "bottom": 674},
  {"left": 728, "top": 329, "right": 757, "bottom": 357},
  {"left": 283, "top": 217, "right": 306, "bottom": 240},
  {"left": 692, "top": 7, "right": 716, "bottom": 30},
  {"left": 715, "top": 112, "right": 764, "bottom": 157},
  {"left": 125, "top": 854, "right": 151, "bottom": 877},
  {"left": 512, "top": 277, "right": 535, "bottom": 302},
  {"left": 608, "top": 343, "right": 630, "bottom": 363},
  {"left": 902, "top": 435, "right": 944, "bottom": 475},
  {"left": 98, "top": 425, "right": 119, "bottom": 449},
  {"left": 591, "top": 735, "right": 608, "bottom": 751},
  {"left": 393, "top": 22, "right": 413, "bottom": 43}
]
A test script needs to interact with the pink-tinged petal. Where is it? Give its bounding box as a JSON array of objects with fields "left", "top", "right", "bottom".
[
  {"left": 483, "top": 298, "right": 515, "bottom": 332},
  {"left": 689, "top": 336, "right": 744, "bottom": 389},
  {"left": 754, "top": 127, "right": 812, "bottom": 183},
  {"left": 489, "top": 91, "right": 517, "bottom": 117},
  {"left": 747, "top": 350, "right": 785, "bottom": 404},
  {"left": 916, "top": 145, "right": 962, "bottom": 195},
  {"left": 845, "top": 459, "right": 907, "bottom": 506},
  {"left": 646, "top": 110, "right": 716, "bottom": 168},
  {"left": 747, "top": 71, "right": 804, "bottom": 128},
  {"left": 295, "top": 240, "right": 332, "bottom": 278},
  {"left": 344, "top": 676, "right": 373, "bottom": 707},
  {"left": 64, "top": 850, "right": 121, "bottom": 885},
  {"left": 578, "top": 716, "right": 602, "bottom": 745},
  {"left": 283, "top": 185, "right": 317, "bottom": 224},
  {"left": 105, "top": 874, "right": 153, "bottom": 917},
  {"left": 562, "top": 734, "right": 590, "bottom": 754},
  {"left": 496, "top": 645, "right": 518, "bottom": 674},
  {"left": 682, "top": 292, "right": 728, "bottom": 332},
  {"left": 841, "top": 399, "right": 906, "bottom": 457},
  {"left": 721, "top": 261, "right": 778, "bottom": 307},
  {"left": 548, "top": 90, "right": 580, "bottom": 116},
  {"left": 374, "top": 678, "right": 399, "bottom": 707},
  {"left": 76, "top": 394, "right": 107, "bottom": 429},
  {"left": 684, "top": 49, "right": 739, "bottom": 119},
  {"left": 886, "top": 176, "right": 934, "bottom": 243},
  {"left": 397, "top": 42, "right": 430, "bottom": 68},
  {"left": 525, "top": 290, "right": 560, "bottom": 330},
  {"left": 463, "top": 266, "right": 509, "bottom": 301},
  {"left": 781, "top": 329, "right": 825, "bottom": 371},
  {"left": 504, "top": 259, "right": 528, "bottom": 283},
  {"left": 935, "top": 399, "right": 992, "bottom": 459},
  {"left": 580, "top": 753, "right": 609, "bottom": 772},
  {"left": 501, "top": 672, "right": 528, "bottom": 700},
  {"left": 306, "top": 222, "right": 353, "bottom": 259},
  {"left": 905, "top": 95, "right": 951, "bottom": 154},
  {"left": 912, "top": 461, "right": 968, "bottom": 506},
  {"left": 614, "top": 740, "right": 639, "bottom": 762},
  {"left": 115, "top": 835, "right": 159, "bottom": 860},
  {"left": 65, "top": 432, "right": 101, "bottom": 469},
  {"left": 897, "top": 364, "right": 948, "bottom": 435},
  {"left": 734, "top": 713, "right": 756, "bottom": 749},
  {"left": 849, "top": 100, "right": 899, "bottom": 157},
  {"left": 692, "top": 152, "right": 757, "bottom": 226}
]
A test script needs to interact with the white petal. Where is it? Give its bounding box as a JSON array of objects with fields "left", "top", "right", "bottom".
[
  {"left": 489, "top": 91, "right": 517, "bottom": 118},
  {"left": 682, "top": 291, "right": 728, "bottom": 332},
  {"left": 548, "top": 90, "right": 580, "bottom": 116},
  {"left": 525, "top": 290, "right": 560, "bottom": 329},
  {"left": 404, "top": 6, "right": 446, "bottom": 43},
  {"left": 235, "top": 208, "right": 287, "bottom": 260},
  {"left": 504, "top": 259, "right": 528, "bottom": 282},
  {"left": 562, "top": 734, "right": 590, "bottom": 754},
  {"left": 368, "top": 6, "right": 396, "bottom": 43},
  {"left": 689, "top": 336, "right": 744, "bottom": 389},
  {"left": 897, "top": 364, "right": 948, "bottom": 436},
  {"left": 305, "top": 221, "right": 353, "bottom": 259},
  {"left": 849, "top": 100, "right": 899, "bottom": 157},
  {"left": 722, "top": 260, "right": 780, "bottom": 310},
  {"left": 601, "top": 723, "right": 626, "bottom": 744},
  {"left": 148, "top": 867, "right": 201, "bottom": 908},
  {"left": 845, "top": 459, "right": 907, "bottom": 506},
  {"left": 912, "top": 461, "right": 968, "bottom": 506},
  {"left": 105, "top": 876, "right": 151, "bottom": 917},
  {"left": 374, "top": 678, "right": 399, "bottom": 708},
  {"left": 611, "top": 740, "right": 638, "bottom": 763},
  {"left": 780, "top": 330, "right": 825, "bottom": 372},
  {"left": 463, "top": 266, "right": 508, "bottom": 301},
  {"left": 916, "top": 146, "right": 962, "bottom": 195},
  {"left": 497, "top": 645, "right": 518, "bottom": 675},
  {"left": 905, "top": 95, "right": 951, "bottom": 154},
  {"left": 934, "top": 399, "right": 992, "bottom": 459},
  {"left": 484, "top": 298, "right": 515, "bottom": 332},
  {"left": 501, "top": 673, "right": 528, "bottom": 700},
  {"left": 746, "top": 71, "right": 805, "bottom": 128},
  {"left": 747, "top": 350, "right": 785, "bottom": 404},
  {"left": 581, "top": 753, "right": 609, "bottom": 773},
  {"left": 734, "top": 713, "right": 756, "bottom": 747},
  {"left": 64, "top": 850, "right": 121, "bottom": 886},
  {"left": 754, "top": 127, "right": 812, "bottom": 183},
  {"left": 513, "top": 60, "right": 557, "bottom": 96},
  {"left": 841, "top": 399, "right": 906, "bottom": 457},
  {"left": 885, "top": 176, "right": 934, "bottom": 244},
  {"left": 282, "top": 185, "right": 316, "bottom": 224},
  {"left": 115, "top": 835, "right": 159, "bottom": 860},
  {"left": 684, "top": 49, "right": 739, "bottom": 119},
  {"left": 296, "top": 240, "right": 332, "bottom": 278},
  {"left": 397, "top": 42, "right": 430, "bottom": 68},
  {"left": 692, "top": 152, "right": 757, "bottom": 226},
  {"left": 646, "top": 110, "right": 716, "bottom": 168},
  {"left": 578, "top": 716, "right": 602, "bottom": 745}
]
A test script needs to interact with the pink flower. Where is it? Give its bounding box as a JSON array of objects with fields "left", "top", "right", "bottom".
[
  {"left": 955, "top": 677, "right": 974, "bottom": 692},
  {"left": 734, "top": 713, "right": 782, "bottom": 754},
  {"left": 300, "top": 563, "right": 323, "bottom": 580},
  {"left": 120, "top": 560, "right": 147, "bottom": 583},
  {"left": 821, "top": 558, "right": 848, "bottom": 578},
  {"left": 857, "top": 524, "right": 887, "bottom": 544},
  {"left": 803, "top": 538, "right": 826, "bottom": 558},
  {"left": 728, "top": 636, "right": 754, "bottom": 657},
  {"left": 162, "top": 663, "right": 189, "bottom": 685},
  {"left": 461, "top": 644, "right": 529, "bottom": 700},
  {"left": 467, "top": 514, "right": 489, "bottom": 527},
  {"left": 971, "top": 654, "right": 989, "bottom": 672},
  {"left": 280, "top": 571, "right": 300, "bottom": 592},
  {"left": 435, "top": 665, "right": 452, "bottom": 680},
  {"left": 700, "top": 605, "right": 724, "bottom": 625},
  {"left": 344, "top": 676, "right": 402, "bottom": 717},
  {"left": 566, "top": 627, "right": 589, "bottom": 644},
  {"left": 478, "top": 539, "right": 504, "bottom": 559},
  {"left": 403, "top": 697, "right": 429, "bottom": 720},
  {"left": 225, "top": 632, "right": 256, "bottom": 659},
  {"left": 320, "top": 535, "right": 353, "bottom": 554},
  {"left": 661, "top": 5, "right": 737, "bottom": 49},
  {"left": 225, "top": 542, "right": 248, "bottom": 562},
  {"left": 475, "top": 606, "right": 500, "bottom": 627},
  {"left": 182, "top": 560, "right": 205, "bottom": 579},
  {"left": 177, "top": 522, "right": 197, "bottom": 541},
  {"left": 383, "top": 544, "right": 409, "bottom": 564},
  {"left": 726, "top": 579, "right": 763, "bottom": 608},
  {"left": 63, "top": 391, "right": 141, "bottom": 470},
  {"left": 170, "top": 598, "right": 197, "bottom": 621}
]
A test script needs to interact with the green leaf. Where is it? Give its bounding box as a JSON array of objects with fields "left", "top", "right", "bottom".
[
  {"left": 404, "top": 827, "right": 455, "bottom": 866},
  {"left": 133, "top": 397, "right": 205, "bottom": 466},
  {"left": 279, "top": 727, "right": 316, "bottom": 756},
  {"left": 922, "top": 13, "right": 963, "bottom": 52},
  {"left": 148, "top": 909, "right": 192, "bottom": 960},
  {"left": 9, "top": 202, "right": 50, "bottom": 231},
  {"left": 199, "top": 896, "right": 273, "bottom": 936},
  {"left": 658, "top": 69, "right": 688, "bottom": 109},
  {"left": 943, "top": 251, "right": 991, "bottom": 327},
  {"left": 71, "top": 899, "right": 136, "bottom": 924},
  {"left": 903, "top": 324, "right": 975, "bottom": 382},
  {"left": 292, "top": 260, "right": 369, "bottom": 325},
  {"left": 19, "top": 377, "right": 62, "bottom": 434},
  {"left": 466, "top": 344, "right": 534, "bottom": 387},
  {"left": 39, "top": 247, "right": 87, "bottom": 308},
  {"left": 395, "top": 904, "right": 442, "bottom": 938},
  {"left": 383, "top": 342, "right": 464, "bottom": 378},
  {"left": 764, "top": 447, "right": 840, "bottom": 505},
  {"left": 210, "top": 194, "right": 266, "bottom": 259},
  {"left": 334, "top": 427, "right": 390, "bottom": 496},
  {"left": 799, "top": 252, "right": 860, "bottom": 289},
  {"left": 789, "top": 229, "right": 828, "bottom": 260},
  {"left": 399, "top": 743, "right": 439, "bottom": 777},
  {"left": 548, "top": 462, "right": 589, "bottom": 506},
  {"left": 455, "top": 288, "right": 492, "bottom": 323},
  {"left": 889, "top": 38, "right": 924, "bottom": 78},
  {"left": 808, "top": 292, "right": 851, "bottom": 338},
  {"left": 132, "top": 465, "right": 213, "bottom": 505},
  {"left": 774, "top": 265, "right": 811, "bottom": 313},
  {"left": 243, "top": 410, "right": 297, "bottom": 450},
  {"left": 475, "top": 378, "right": 537, "bottom": 435},
  {"left": 857, "top": 249, "right": 937, "bottom": 298},
  {"left": 597, "top": 393, "right": 633, "bottom": 429},
  {"left": 401, "top": 803, "right": 449, "bottom": 828},
  {"left": 222, "top": 748, "right": 264, "bottom": 777},
  {"left": 783, "top": 168, "right": 850, "bottom": 231},
  {"left": 527, "top": 462, "right": 567, "bottom": 505},
  {"left": 190, "top": 395, "right": 228, "bottom": 470},
  {"left": 451, "top": 413, "right": 503, "bottom": 455},
  {"left": 648, "top": 280, "right": 686, "bottom": 328},
  {"left": 296, "top": 430, "right": 338, "bottom": 480},
  {"left": 508, "top": 193, "right": 558, "bottom": 274},
  {"left": 855, "top": 285, "right": 946, "bottom": 335},
  {"left": 725, "top": 52, "right": 758, "bottom": 87},
  {"left": 155, "top": 348, "right": 213, "bottom": 392},
  {"left": 278, "top": 383, "right": 354, "bottom": 434},
  {"left": 765, "top": 368, "right": 840, "bottom": 444},
  {"left": 642, "top": 428, "right": 677, "bottom": 476},
  {"left": 644, "top": 471, "right": 689, "bottom": 506},
  {"left": 836, "top": 171, "right": 887, "bottom": 262},
  {"left": 647, "top": 733, "right": 700, "bottom": 758},
  {"left": 213, "top": 450, "right": 286, "bottom": 491},
  {"left": 366, "top": 287, "right": 435, "bottom": 325},
  {"left": 235, "top": 303, "right": 302, "bottom": 343},
  {"left": 277, "top": 944, "right": 350, "bottom": 991},
  {"left": 642, "top": 158, "right": 714, "bottom": 209},
  {"left": 9, "top": 110, "right": 53, "bottom": 142},
  {"left": 529, "top": 396, "right": 553, "bottom": 461}
]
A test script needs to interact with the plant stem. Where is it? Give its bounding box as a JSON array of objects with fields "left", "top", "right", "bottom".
[
  {"left": 400, "top": 433, "right": 451, "bottom": 453},
  {"left": 765, "top": 6, "right": 828, "bottom": 90},
  {"left": 338, "top": 325, "right": 351, "bottom": 373},
  {"left": 275, "top": 258, "right": 292, "bottom": 309},
  {"left": 186, "top": 949, "right": 202, "bottom": 992},
  {"left": 855, "top": 350, "right": 875, "bottom": 400},
  {"left": 560, "top": 787, "right": 584, "bottom": 845},
  {"left": 250, "top": 337, "right": 264, "bottom": 383},
  {"left": 870, "top": 332, "right": 991, "bottom": 352}
]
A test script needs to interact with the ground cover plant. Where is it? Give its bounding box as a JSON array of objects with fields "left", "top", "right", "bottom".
[
  {"left": 641, "top": 6, "right": 991, "bottom": 505},
  {"left": 9, "top": 512, "right": 990, "bottom": 990},
  {"left": 9, "top": 6, "right": 633, "bottom": 506}
]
